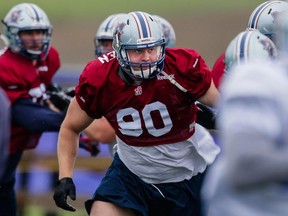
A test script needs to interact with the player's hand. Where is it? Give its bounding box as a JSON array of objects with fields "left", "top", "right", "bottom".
[
  {"left": 196, "top": 102, "right": 217, "bottom": 129},
  {"left": 53, "top": 177, "right": 76, "bottom": 212}
]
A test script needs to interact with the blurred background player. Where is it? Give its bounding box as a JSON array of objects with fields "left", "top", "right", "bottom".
[
  {"left": 211, "top": 0, "right": 288, "bottom": 89},
  {"left": 201, "top": 18, "right": 283, "bottom": 216},
  {"left": 153, "top": 15, "right": 176, "bottom": 48},
  {"left": 0, "top": 3, "right": 66, "bottom": 216},
  {"left": 94, "top": 13, "right": 125, "bottom": 58},
  {"left": 0, "top": 88, "right": 10, "bottom": 181}
]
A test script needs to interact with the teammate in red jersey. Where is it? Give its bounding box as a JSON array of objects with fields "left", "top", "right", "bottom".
[
  {"left": 53, "top": 11, "right": 220, "bottom": 216},
  {"left": 0, "top": 3, "right": 65, "bottom": 216}
]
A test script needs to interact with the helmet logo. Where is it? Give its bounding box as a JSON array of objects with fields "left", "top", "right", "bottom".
[
  {"left": 9, "top": 9, "right": 22, "bottom": 23},
  {"left": 137, "top": 37, "right": 155, "bottom": 43},
  {"left": 116, "top": 22, "right": 126, "bottom": 35},
  {"left": 259, "top": 38, "right": 276, "bottom": 58},
  {"left": 115, "top": 22, "right": 126, "bottom": 45},
  {"left": 271, "top": 10, "right": 281, "bottom": 23}
]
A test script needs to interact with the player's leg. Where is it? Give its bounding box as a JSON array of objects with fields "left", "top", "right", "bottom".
[
  {"left": 90, "top": 201, "right": 136, "bottom": 216},
  {"left": 85, "top": 153, "right": 148, "bottom": 216}
]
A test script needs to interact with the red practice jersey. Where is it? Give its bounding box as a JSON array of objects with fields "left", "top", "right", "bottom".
[
  {"left": 0, "top": 47, "right": 60, "bottom": 153},
  {"left": 212, "top": 53, "right": 225, "bottom": 89},
  {"left": 76, "top": 48, "right": 212, "bottom": 147}
]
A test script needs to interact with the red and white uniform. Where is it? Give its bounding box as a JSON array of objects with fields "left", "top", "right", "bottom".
[
  {"left": 76, "top": 48, "right": 220, "bottom": 183},
  {"left": 0, "top": 47, "right": 60, "bottom": 153}
]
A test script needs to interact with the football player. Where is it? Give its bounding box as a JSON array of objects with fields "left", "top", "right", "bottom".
[{"left": 53, "top": 11, "right": 220, "bottom": 216}]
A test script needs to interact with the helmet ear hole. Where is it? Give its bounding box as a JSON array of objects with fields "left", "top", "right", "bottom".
[
  {"left": 2, "top": 3, "right": 52, "bottom": 60},
  {"left": 94, "top": 14, "right": 125, "bottom": 58}
]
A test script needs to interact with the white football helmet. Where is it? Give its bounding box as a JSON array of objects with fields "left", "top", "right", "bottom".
[
  {"left": 153, "top": 15, "right": 176, "bottom": 48},
  {"left": 113, "top": 11, "right": 165, "bottom": 79},
  {"left": 94, "top": 13, "right": 125, "bottom": 57},
  {"left": 2, "top": 3, "right": 52, "bottom": 60},
  {"left": 225, "top": 29, "right": 278, "bottom": 73},
  {"left": 248, "top": 0, "right": 288, "bottom": 46},
  {"left": 276, "top": 10, "right": 288, "bottom": 58}
]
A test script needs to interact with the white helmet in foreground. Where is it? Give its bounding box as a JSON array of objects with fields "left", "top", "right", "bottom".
[{"left": 248, "top": 0, "right": 288, "bottom": 46}]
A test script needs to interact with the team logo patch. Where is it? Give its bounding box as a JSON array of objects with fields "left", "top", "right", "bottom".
[
  {"left": 9, "top": 9, "right": 22, "bottom": 23},
  {"left": 134, "top": 85, "right": 142, "bottom": 96}
]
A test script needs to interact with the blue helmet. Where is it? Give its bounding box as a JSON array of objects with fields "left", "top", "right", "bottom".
[{"left": 113, "top": 11, "right": 166, "bottom": 79}]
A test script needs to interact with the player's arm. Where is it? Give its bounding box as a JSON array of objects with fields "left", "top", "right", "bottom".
[
  {"left": 196, "top": 80, "right": 220, "bottom": 129},
  {"left": 197, "top": 80, "right": 220, "bottom": 108},
  {"left": 83, "top": 117, "right": 116, "bottom": 144},
  {"left": 57, "top": 97, "right": 94, "bottom": 179},
  {"left": 54, "top": 97, "right": 94, "bottom": 212}
]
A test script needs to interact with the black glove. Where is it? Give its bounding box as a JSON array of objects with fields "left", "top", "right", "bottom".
[
  {"left": 53, "top": 177, "right": 76, "bottom": 212},
  {"left": 196, "top": 102, "right": 217, "bottom": 130},
  {"left": 46, "top": 82, "right": 63, "bottom": 93},
  {"left": 46, "top": 82, "right": 72, "bottom": 112},
  {"left": 47, "top": 91, "right": 72, "bottom": 112},
  {"left": 64, "top": 87, "right": 76, "bottom": 97}
]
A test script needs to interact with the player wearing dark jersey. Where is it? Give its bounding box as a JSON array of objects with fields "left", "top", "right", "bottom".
[{"left": 53, "top": 11, "right": 220, "bottom": 216}]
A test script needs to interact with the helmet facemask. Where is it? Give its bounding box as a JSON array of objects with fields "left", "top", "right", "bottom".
[{"left": 118, "top": 42, "right": 165, "bottom": 79}]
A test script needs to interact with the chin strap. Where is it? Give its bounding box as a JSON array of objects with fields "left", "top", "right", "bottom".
[{"left": 160, "top": 71, "right": 187, "bottom": 93}]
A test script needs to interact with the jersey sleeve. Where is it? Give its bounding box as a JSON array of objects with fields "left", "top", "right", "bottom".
[
  {"left": 166, "top": 48, "right": 212, "bottom": 100},
  {"left": 211, "top": 53, "right": 225, "bottom": 89},
  {"left": 75, "top": 60, "right": 104, "bottom": 119}
]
